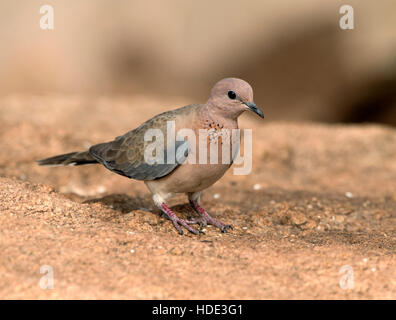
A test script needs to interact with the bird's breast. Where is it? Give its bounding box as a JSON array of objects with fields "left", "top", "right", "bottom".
[{"left": 151, "top": 162, "right": 231, "bottom": 194}]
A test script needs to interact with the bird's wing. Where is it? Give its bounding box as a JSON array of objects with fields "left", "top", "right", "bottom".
[{"left": 89, "top": 105, "right": 197, "bottom": 180}]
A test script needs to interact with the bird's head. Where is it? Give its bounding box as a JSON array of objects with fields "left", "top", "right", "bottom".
[{"left": 207, "top": 78, "right": 264, "bottom": 119}]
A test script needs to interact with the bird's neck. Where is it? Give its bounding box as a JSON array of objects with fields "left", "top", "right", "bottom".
[{"left": 199, "top": 103, "right": 240, "bottom": 129}]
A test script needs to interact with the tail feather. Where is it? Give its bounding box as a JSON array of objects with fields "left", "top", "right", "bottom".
[{"left": 36, "top": 151, "right": 97, "bottom": 167}]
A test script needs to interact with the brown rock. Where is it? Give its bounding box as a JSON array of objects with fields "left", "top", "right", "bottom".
[{"left": 290, "top": 212, "right": 307, "bottom": 226}]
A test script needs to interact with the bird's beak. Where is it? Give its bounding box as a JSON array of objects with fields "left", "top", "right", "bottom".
[{"left": 245, "top": 102, "right": 264, "bottom": 118}]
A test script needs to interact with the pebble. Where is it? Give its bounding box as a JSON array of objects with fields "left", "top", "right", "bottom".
[
  {"left": 302, "top": 220, "right": 317, "bottom": 230},
  {"left": 170, "top": 247, "right": 183, "bottom": 255},
  {"left": 345, "top": 192, "right": 353, "bottom": 198},
  {"left": 130, "top": 249, "right": 135, "bottom": 254},
  {"left": 290, "top": 212, "right": 307, "bottom": 226},
  {"left": 213, "top": 193, "right": 220, "bottom": 199},
  {"left": 335, "top": 215, "right": 345, "bottom": 223},
  {"left": 253, "top": 184, "right": 261, "bottom": 190}
]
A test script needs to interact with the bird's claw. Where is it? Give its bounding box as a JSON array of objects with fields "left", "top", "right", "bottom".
[
  {"left": 173, "top": 218, "right": 201, "bottom": 235},
  {"left": 161, "top": 203, "right": 230, "bottom": 235},
  {"left": 189, "top": 201, "right": 233, "bottom": 234},
  {"left": 186, "top": 217, "right": 208, "bottom": 227},
  {"left": 187, "top": 216, "right": 232, "bottom": 233},
  {"left": 220, "top": 224, "right": 233, "bottom": 233}
]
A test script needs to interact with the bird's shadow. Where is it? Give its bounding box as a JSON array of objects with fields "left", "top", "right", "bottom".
[
  {"left": 83, "top": 193, "right": 197, "bottom": 219},
  {"left": 84, "top": 193, "right": 153, "bottom": 214}
]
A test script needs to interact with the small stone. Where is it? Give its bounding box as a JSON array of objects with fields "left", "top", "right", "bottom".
[
  {"left": 290, "top": 212, "right": 307, "bottom": 226},
  {"left": 170, "top": 247, "right": 183, "bottom": 255},
  {"left": 253, "top": 184, "right": 261, "bottom": 190},
  {"left": 345, "top": 192, "right": 353, "bottom": 198},
  {"left": 335, "top": 215, "right": 345, "bottom": 224},
  {"left": 143, "top": 214, "right": 158, "bottom": 226},
  {"left": 213, "top": 193, "right": 220, "bottom": 199},
  {"left": 300, "top": 219, "right": 317, "bottom": 230},
  {"left": 254, "top": 216, "right": 272, "bottom": 226},
  {"left": 130, "top": 249, "right": 135, "bottom": 254}
]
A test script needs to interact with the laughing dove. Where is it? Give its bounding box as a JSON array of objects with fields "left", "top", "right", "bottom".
[{"left": 37, "top": 78, "right": 264, "bottom": 235}]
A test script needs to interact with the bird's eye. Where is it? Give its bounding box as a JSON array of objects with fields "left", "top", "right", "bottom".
[{"left": 227, "top": 91, "right": 236, "bottom": 100}]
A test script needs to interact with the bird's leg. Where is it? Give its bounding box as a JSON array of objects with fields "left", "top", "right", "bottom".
[
  {"left": 188, "top": 193, "right": 233, "bottom": 233},
  {"left": 160, "top": 203, "right": 200, "bottom": 235},
  {"left": 151, "top": 194, "right": 200, "bottom": 235}
]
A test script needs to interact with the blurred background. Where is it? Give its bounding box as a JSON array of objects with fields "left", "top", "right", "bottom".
[
  {"left": 2, "top": 1, "right": 396, "bottom": 301},
  {"left": 0, "top": 0, "right": 395, "bottom": 125}
]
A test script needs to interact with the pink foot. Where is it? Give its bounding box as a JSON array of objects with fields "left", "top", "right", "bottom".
[
  {"left": 161, "top": 203, "right": 201, "bottom": 235},
  {"left": 185, "top": 216, "right": 208, "bottom": 227},
  {"left": 189, "top": 201, "right": 233, "bottom": 233}
]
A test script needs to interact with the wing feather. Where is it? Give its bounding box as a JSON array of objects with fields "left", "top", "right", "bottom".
[{"left": 89, "top": 105, "right": 196, "bottom": 180}]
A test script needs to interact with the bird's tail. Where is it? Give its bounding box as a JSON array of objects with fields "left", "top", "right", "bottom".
[{"left": 36, "top": 151, "right": 98, "bottom": 167}]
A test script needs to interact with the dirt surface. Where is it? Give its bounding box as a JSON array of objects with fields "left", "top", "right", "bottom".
[{"left": 0, "top": 95, "right": 395, "bottom": 299}]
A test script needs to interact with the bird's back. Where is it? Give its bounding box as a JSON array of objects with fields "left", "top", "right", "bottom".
[{"left": 89, "top": 104, "right": 202, "bottom": 180}]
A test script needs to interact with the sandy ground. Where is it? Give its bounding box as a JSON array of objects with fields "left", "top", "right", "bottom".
[{"left": 0, "top": 95, "right": 395, "bottom": 299}]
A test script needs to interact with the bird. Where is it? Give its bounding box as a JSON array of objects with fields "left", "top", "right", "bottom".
[{"left": 37, "top": 78, "right": 264, "bottom": 235}]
